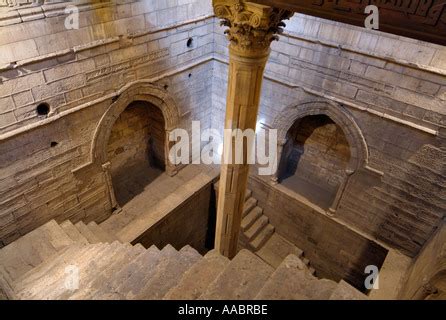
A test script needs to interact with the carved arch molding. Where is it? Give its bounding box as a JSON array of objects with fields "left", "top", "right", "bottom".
[
  {"left": 90, "top": 81, "right": 180, "bottom": 167},
  {"left": 72, "top": 81, "right": 181, "bottom": 212},
  {"left": 273, "top": 100, "right": 369, "bottom": 172},
  {"left": 271, "top": 100, "right": 383, "bottom": 214}
]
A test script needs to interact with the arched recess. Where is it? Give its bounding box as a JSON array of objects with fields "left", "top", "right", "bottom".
[
  {"left": 89, "top": 81, "right": 181, "bottom": 211},
  {"left": 271, "top": 101, "right": 369, "bottom": 213},
  {"left": 91, "top": 82, "right": 180, "bottom": 168}
]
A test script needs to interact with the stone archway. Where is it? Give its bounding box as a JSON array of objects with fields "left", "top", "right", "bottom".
[
  {"left": 91, "top": 82, "right": 180, "bottom": 170},
  {"left": 105, "top": 101, "right": 166, "bottom": 206},
  {"left": 272, "top": 101, "right": 369, "bottom": 213},
  {"left": 89, "top": 81, "right": 181, "bottom": 211}
]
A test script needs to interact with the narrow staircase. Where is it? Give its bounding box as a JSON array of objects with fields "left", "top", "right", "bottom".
[
  {"left": 216, "top": 183, "right": 316, "bottom": 273},
  {"left": 0, "top": 219, "right": 367, "bottom": 300}
]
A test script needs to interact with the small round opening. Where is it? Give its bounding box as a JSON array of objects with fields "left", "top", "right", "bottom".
[
  {"left": 163, "top": 84, "right": 169, "bottom": 90},
  {"left": 187, "top": 38, "right": 194, "bottom": 48},
  {"left": 50, "top": 141, "right": 58, "bottom": 148},
  {"left": 188, "top": 73, "right": 192, "bottom": 78},
  {"left": 36, "top": 103, "right": 50, "bottom": 116}
]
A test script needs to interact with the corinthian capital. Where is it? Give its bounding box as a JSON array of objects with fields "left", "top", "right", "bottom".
[{"left": 213, "top": 0, "right": 293, "bottom": 57}]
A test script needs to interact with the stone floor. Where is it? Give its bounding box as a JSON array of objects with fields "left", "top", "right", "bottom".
[
  {"left": 281, "top": 175, "right": 336, "bottom": 210},
  {"left": 112, "top": 161, "right": 164, "bottom": 206}
]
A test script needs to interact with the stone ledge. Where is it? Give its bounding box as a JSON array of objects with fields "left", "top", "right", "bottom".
[
  {"left": 369, "top": 249, "right": 412, "bottom": 300},
  {"left": 249, "top": 173, "right": 392, "bottom": 253},
  {"left": 0, "top": 1, "right": 113, "bottom": 26},
  {"left": 213, "top": 55, "right": 439, "bottom": 136},
  {"left": 0, "top": 55, "right": 214, "bottom": 142},
  {"left": 116, "top": 166, "right": 219, "bottom": 243},
  {"left": 283, "top": 31, "right": 446, "bottom": 77},
  {"left": 0, "top": 15, "right": 214, "bottom": 73}
]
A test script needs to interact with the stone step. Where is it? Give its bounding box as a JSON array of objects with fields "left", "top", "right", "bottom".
[
  {"left": 250, "top": 224, "right": 274, "bottom": 251},
  {"left": 200, "top": 249, "right": 274, "bottom": 300},
  {"left": 245, "top": 189, "right": 252, "bottom": 200},
  {"left": 57, "top": 242, "right": 124, "bottom": 300},
  {"left": 114, "top": 246, "right": 167, "bottom": 299},
  {"left": 329, "top": 280, "right": 369, "bottom": 300},
  {"left": 25, "top": 244, "right": 112, "bottom": 300},
  {"left": 0, "top": 220, "right": 73, "bottom": 282},
  {"left": 60, "top": 220, "right": 89, "bottom": 245},
  {"left": 87, "top": 222, "right": 118, "bottom": 243},
  {"left": 74, "top": 222, "right": 102, "bottom": 244},
  {"left": 16, "top": 244, "right": 107, "bottom": 300},
  {"left": 91, "top": 245, "right": 163, "bottom": 300},
  {"left": 137, "top": 245, "right": 202, "bottom": 300},
  {"left": 12, "top": 244, "right": 92, "bottom": 295},
  {"left": 242, "top": 197, "right": 258, "bottom": 217},
  {"left": 241, "top": 207, "right": 263, "bottom": 231},
  {"left": 245, "top": 216, "right": 269, "bottom": 242},
  {"left": 255, "top": 233, "right": 304, "bottom": 268},
  {"left": 256, "top": 254, "right": 337, "bottom": 300},
  {"left": 164, "top": 249, "right": 230, "bottom": 300},
  {"left": 37, "top": 243, "right": 118, "bottom": 300},
  {"left": 68, "top": 244, "right": 145, "bottom": 300}
]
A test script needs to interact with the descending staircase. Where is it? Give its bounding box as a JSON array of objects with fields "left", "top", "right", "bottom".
[
  {"left": 227, "top": 187, "right": 316, "bottom": 273},
  {"left": 0, "top": 219, "right": 367, "bottom": 300}
]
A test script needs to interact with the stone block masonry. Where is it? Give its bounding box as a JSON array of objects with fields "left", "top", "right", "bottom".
[
  {"left": 134, "top": 183, "right": 213, "bottom": 254},
  {"left": 0, "top": 0, "right": 214, "bottom": 133},
  {"left": 212, "top": 13, "right": 445, "bottom": 258},
  {"left": 0, "top": 0, "right": 215, "bottom": 246},
  {"left": 247, "top": 175, "right": 388, "bottom": 291},
  {"left": 0, "top": 0, "right": 445, "bottom": 266}
]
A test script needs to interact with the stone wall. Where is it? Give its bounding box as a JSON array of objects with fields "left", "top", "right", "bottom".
[
  {"left": 0, "top": 0, "right": 213, "bottom": 133},
  {"left": 279, "top": 115, "right": 350, "bottom": 198},
  {"left": 0, "top": 0, "right": 445, "bottom": 263},
  {"left": 133, "top": 182, "right": 213, "bottom": 254},
  {"left": 212, "top": 14, "right": 446, "bottom": 134},
  {"left": 0, "top": 0, "right": 215, "bottom": 246},
  {"left": 105, "top": 100, "right": 165, "bottom": 206},
  {"left": 248, "top": 175, "right": 388, "bottom": 291},
  {"left": 400, "top": 219, "right": 446, "bottom": 299},
  {"left": 212, "top": 13, "right": 446, "bottom": 258},
  {"left": 107, "top": 102, "right": 152, "bottom": 172},
  {"left": 106, "top": 100, "right": 165, "bottom": 173}
]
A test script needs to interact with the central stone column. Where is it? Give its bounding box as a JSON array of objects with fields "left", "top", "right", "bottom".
[{"left": 213, "top": 0, "right": 292, "bottom": 258}]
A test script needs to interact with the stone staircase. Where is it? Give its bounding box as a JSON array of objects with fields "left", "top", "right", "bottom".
[
  {"left": 0, "top": 219, "right": 367, "bottom": 300},
  {"left": 237, "top": 189, "right": 315, "bottom": 274}
]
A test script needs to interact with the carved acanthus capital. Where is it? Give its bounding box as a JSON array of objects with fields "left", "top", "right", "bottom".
[{"left": 213, "top": 0, "right": 293, "bottom": 57}]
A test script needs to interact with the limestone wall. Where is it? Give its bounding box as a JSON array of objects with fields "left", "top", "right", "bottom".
[
  {"left": 213, "top": 14, "right": 445, "bottom": 258},
  {"left": 400, "top": 220, "right": 446, "bottom": 299},
  {"left": 106, "top": 100, "right": 165, "bottom": 173},
  {"left": 0, "top": 0, "right": 213, "bottom": 133},
  {"left": 0, "top": 0, "right": 445, "bottom": 262},
  {"left": 248, "top": 175, "right": 388, "bottom": 291},
  {"left": 0, "top": 0, "right": 214, "bottom": 246},
  {"left": 281, "top": 115, "right": 350, "bottom": 192},
  {"left": 134, "top": 182, "right": 213, "bottom": 254},
  {"left": 107, "top": 102, "right": 154, "bottom": 173}
]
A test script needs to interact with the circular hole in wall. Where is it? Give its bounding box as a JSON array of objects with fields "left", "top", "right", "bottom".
[
  {"left": 188, "top": 73, "right": 192, "bottom": 78},
  {"left": 50, "top": 141, "right": 58, "bottom": 148},
  {"left": 187, "top": 38, "right": 194, "bottom": 48},
  {"left": 164, "top": 84, "right": 169, "bottom": 90},
  {"left": 36, "top": 103, "right": 50, "bottom": 116}
]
